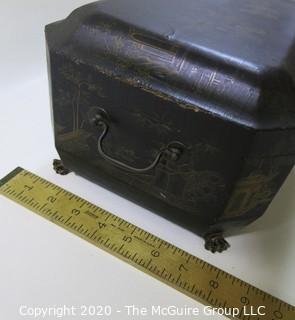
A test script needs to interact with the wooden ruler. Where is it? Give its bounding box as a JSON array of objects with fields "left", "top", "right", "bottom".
[{"left": 1, "top": 167, "right": 294, "bottom": 320}]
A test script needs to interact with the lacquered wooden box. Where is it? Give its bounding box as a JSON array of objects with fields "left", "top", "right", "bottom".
[{"left": 45, "top": 0, "right": 295, "bottom": 252}]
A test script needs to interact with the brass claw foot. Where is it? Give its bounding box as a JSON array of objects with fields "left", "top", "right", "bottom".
[
  {"left": 204, "top": 233, "right": 230, "bottom": 253},
  {"left": 53, "top": 159, "right": 71, "bottom": 176}
]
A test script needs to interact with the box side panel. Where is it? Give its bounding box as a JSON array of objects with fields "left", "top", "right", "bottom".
[{"left": 219, "top": 130, "right": 295, "bottom": 228}]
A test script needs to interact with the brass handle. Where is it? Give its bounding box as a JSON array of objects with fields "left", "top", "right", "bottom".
[{"left": 91, "top": 108, "right": 184, "bottom": 174}]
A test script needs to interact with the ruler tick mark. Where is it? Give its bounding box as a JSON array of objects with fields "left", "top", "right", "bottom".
[{"left": 1, "top": 167, "right": 294, "bottom": 320}]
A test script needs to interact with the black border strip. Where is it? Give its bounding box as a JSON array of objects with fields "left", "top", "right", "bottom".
[{"left": 0, "top": 167, "right": 24, "bottom": 188}]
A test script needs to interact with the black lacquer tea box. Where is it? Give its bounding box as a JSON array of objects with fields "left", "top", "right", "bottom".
[{"left": 45, "top": 0, "right": 295, "bottom": 252}]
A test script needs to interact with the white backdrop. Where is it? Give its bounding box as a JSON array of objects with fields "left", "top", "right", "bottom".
[{"left": 0, "top": 1, "right": 294, "bottom": 319}]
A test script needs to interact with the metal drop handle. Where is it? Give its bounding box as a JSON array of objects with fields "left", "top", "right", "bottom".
[{"left": 91, "top": 108, "right": 184, "bottom": 174}]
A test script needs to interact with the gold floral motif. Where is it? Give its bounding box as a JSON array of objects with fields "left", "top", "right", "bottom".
[{"left": 59, "top": 65, "right": 106, "bottom": 133}]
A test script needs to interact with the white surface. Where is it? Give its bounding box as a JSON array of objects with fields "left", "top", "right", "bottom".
[{"left": 0, "top": 1, "right": 294, "bottom": 319}]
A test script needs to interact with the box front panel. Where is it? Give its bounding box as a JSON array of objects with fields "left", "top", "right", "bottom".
[{"left": 49, "top": 54, "right": 251, "bottom": 228}]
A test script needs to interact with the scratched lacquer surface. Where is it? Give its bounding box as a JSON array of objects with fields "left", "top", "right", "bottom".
[{"left": 45, "top": 0, "right": 295, "bottom": 243}]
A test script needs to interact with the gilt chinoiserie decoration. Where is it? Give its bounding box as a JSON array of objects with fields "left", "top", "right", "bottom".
[{"left": 46, "top": 0, "right": 295, "bottom": 252}]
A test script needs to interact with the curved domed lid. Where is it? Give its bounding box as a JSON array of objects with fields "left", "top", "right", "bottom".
[{"left": 46, "top": 0, "right": 295, "bottom": 130}]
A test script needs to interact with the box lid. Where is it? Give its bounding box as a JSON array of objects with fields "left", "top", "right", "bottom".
[{"left": 46, "top": 0, "right": 295, "bottom": 130}]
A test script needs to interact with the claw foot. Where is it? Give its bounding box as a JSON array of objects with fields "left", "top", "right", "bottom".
[
  {"left": 53, "top": 159, "right": 71, "bottom": 176},
  {"left": 204, "top": 233, "right": 230, "bottom": 253}
]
